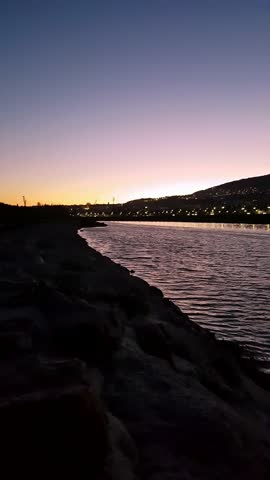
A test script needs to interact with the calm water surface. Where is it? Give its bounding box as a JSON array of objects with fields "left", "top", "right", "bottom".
[{"left": 81, "top": 222, "right": 270, "bottom": 361}]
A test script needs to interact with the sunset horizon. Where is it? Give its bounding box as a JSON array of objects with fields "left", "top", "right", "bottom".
[
  {"left": 1, "top": 171, "right": 269, "bottom": 207},
  {"left": 1, "top": 1, "right": 270, "bottom": 206}
]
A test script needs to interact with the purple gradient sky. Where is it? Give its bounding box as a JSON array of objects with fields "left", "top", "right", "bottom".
[{"left": 0, "top": 0, "right": 269, "bottom": 205}]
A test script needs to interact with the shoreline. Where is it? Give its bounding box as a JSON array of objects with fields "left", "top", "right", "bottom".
[
  {"left": 1, "top": 221, "right": 270, "bottom": 478},
  {"left": 92, "top": 219, "right": 270, "bottom": 231},
  {"left": 91, "top": 214, "right": 270, "bottom": 225}
]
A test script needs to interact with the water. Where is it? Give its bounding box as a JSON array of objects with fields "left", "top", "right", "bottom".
[{"left": 80, "top": 221, "right": 270, "bottom": 361}]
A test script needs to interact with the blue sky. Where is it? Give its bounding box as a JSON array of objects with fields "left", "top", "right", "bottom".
[{"left": 1, "top": 0, "right": 269, "bottom": 204}]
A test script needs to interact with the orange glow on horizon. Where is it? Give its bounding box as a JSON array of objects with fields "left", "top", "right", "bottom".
[
  {"left": 1, "top": 0, "right": 270, "bottom": 208},
  {"left": 2, "top": 169, "right": 269, "bottom": 207}
]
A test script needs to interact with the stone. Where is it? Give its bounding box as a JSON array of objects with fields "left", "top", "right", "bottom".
[{"left": 0, "top": 387, "right": 109, "bottom": 479}]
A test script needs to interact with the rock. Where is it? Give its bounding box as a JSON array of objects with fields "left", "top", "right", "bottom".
[
  {"left": 1, "top": 222, "right": 270, "bottom": 480},
  {"left": 0, "top": 331, "right": 32, "bottom": 359},
  {"left": 0, "top": 387, "right": 109, "bottom": 479},
  {"left": 49, "top": 304, "right": 124, "bottom": 366},
  {"left": 35, "top": 282, "right": 75, "bottom": 312},
  {"left": 149, "top": 285, "right": 163, "bottom": 298},
  {"left": 134, "top": 321, "right": 178, "bottom": 371},
  {"left": 0, "top": 357, "right": 87, "bottom": 399},
  {"left": 104, "top": 413, "right": 138, "bottom": 480},
  {"left": 117, "top": 293, "right": 150, "bottom": 319},
  {"left": 107, "top": 413, "right": 138, "bottom": 466},
  {"left": 0, "top": 315, "right": 34, "bottom": 333}
]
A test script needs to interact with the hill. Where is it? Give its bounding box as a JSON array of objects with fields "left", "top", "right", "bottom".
[
  {"left": 124, "top": 174, "right": 270, "bottom": 210},
  {"left": 194, "top": 173, "right": 270, "bottom": 199},
  {"left": 85, "top": 173, "right": 270, "bottom": 221}
]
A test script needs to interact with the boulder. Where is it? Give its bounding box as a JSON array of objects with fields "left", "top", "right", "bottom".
[{"left": 0, "top": 387, "right": 109, "bottom": 479}]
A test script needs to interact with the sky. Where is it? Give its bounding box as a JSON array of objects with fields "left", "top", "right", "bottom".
[{"left": 0, "top": 0, "right": 270, "bottom": 205}]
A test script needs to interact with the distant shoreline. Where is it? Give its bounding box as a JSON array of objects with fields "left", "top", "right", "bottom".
[{"left": 93, "top": 214, "right": 270, "bottom": 225}]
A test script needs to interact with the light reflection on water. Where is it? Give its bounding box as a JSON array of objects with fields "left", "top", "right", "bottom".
[{"left": 81, "top": 221, "right": 270, "bottom": 361}]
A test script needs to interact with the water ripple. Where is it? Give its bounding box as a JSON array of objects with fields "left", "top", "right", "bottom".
[{"left": 80, "top": 221, "right": 270, "bottom": 360}]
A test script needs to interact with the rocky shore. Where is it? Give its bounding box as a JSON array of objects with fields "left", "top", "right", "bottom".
[{"left": 0, "top": 221, "right": 270, "bottom": 479}]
